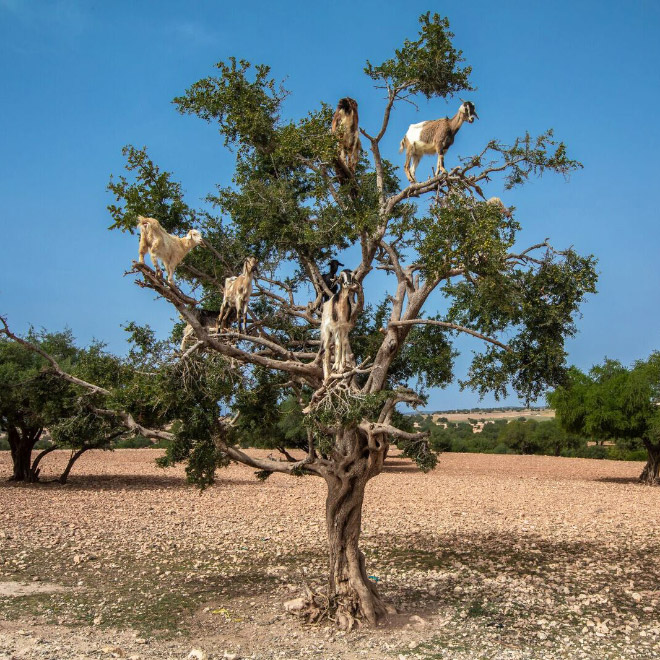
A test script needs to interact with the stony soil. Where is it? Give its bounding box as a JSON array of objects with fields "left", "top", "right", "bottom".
[{"left": 1, "top": 449, "right": 659, "bottom": 659}]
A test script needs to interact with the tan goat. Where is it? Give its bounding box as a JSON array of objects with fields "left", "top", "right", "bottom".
[
  {"left": 320, "top": 270, "right": 361, "bottom": 381},
  {"left": 331, "top": 97, "right": 361, "bottom": 175},
  {"left": 399, "top": 101, "right": 478, "bottom": 183},
  {"left": 137, "top": 215, "right": 203, "bottom": 285},
  {"left": 486, "top": 196, "right": 512, "bottom": 217},
  {"left": 218, "top": 257, "right": 258, "bottom": 334}
]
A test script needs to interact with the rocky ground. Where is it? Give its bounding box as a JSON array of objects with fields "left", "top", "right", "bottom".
[{"left": 1, "top": 449, "right": 659, "bottom": 659}]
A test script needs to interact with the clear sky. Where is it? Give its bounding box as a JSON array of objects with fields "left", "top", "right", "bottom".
[{"left": 1, "top": 0, "right": 659, "bottom": 410}]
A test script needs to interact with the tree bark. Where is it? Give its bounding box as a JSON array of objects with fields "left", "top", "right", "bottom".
[
  {"left": 31, "top": 443, "right": 57, "bottom": 477},
  {"left": 324, "top": 427, "right": 388, "bottom": 629},
  {"left": 58, "top": 446, "right": 91, "bottom": 484},
  {"left": 7, "top": 426, "right": 42, "bottom": 482},
  {"left": 640, "top": 440, "right": 660, "bottom": 485}
]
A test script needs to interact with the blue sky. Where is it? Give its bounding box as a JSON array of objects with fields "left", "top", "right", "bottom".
[{"left": 1, "top": 0, "right": 659, "bottom": 410}]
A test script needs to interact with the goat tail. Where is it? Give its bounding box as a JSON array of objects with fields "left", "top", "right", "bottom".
[{"left": 399, "top": 136, "right": 407, "bottom": 153}]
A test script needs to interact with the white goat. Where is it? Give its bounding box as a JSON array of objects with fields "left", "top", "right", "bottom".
[
  {"left": 137, "top": 215, "right": 203, "bottom": 285},
  {"left": 218, "top": 257, "right": 258, "bottom": 334},
  {"left": 320, "top": 270, "right": 360, "bottom": 381},
  {"left": 331, "top": 97, "right": 361, "bottom": 175},
  {"left": 399, "top": 101, "right": 478, "bottom": 183}
]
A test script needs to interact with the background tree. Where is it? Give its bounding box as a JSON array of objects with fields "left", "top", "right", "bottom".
[
  {"left": 549, "top": 354, "right": 660, "bottom": 483},
  {"left": 0, "top": 321, "right": 220, "bottom": 484},
  {"left": 0, "top": 327, "right": 128, "bottom": 482},
  {"left": 3, "top": 13, "right": 596, "bottom": 628}
]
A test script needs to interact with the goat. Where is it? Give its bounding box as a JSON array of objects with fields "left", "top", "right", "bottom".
[
  {"left": 321, "top": 258, "right": 344, "bottom": 303},
  {"left": 179, "top": 308, "right": 220, "bottom": 351},
  {"left": 137, "top": 215, "right": 203, "bottom": 285},
  {"left": 218, "top": 257, "right": 258, "bottom": 334},
  {"left": 320, "top": 270, "right": 360, "bottom": 381},
  {"left": 486, "top": 196, "right": 512, "bottom": 218},
  {"left": 331, "top": 97, "right": 361, "bottom": 175},
  {"left": 399, "top": 101, "right": 478, "bottom": 183}
]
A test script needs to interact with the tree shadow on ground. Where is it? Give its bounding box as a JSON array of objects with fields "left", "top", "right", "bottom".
[
  {"left": 595, "top": 476, "right": 644, "bottom": 485},
  {"left": 0, "top": 473, "right": 262, "bottom": 492},
  {"left": 382, "top": 459, "right": 418, "bottom": 473},
  {"left": 367, "top": 529, "right": 660, "bottom": 636}
]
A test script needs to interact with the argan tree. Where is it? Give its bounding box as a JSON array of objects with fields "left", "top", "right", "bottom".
[
  {"left": 549, "top": 355, "right": 660, "bottom": 484},
  {"left": 103, "top": 13, "right": 596, "bottom": 627},
  {"left": 0, "top": 327, "right": 128, "bottom": 483}
]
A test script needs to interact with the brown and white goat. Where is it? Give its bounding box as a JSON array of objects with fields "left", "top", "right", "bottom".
[
  {"left": 218, "top": 257, "right": 258, "bottom": 334},
  {"left": 179, "top": 308, "right": 220, "bottom": 351},
  {"left": 399, "top": 101, "right": 478, "bottom": 183},
  {"left": 137, "top": 215, "right": 203, "bottom": 284},
  {"left": 331, "top": 97, "right": 361, "bottom": 174},
  {"left": 320, "top": 270, "right": 361, "bottom": 381}
]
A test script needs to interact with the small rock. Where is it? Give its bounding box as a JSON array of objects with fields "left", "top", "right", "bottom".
[
  {"left": 135, "top": 638, "right": 147, "bottom": 645},
  {"left": 284, "top": 598, "right": 306, "bottom": 612},
  {"left": 187, "top": 651, "right": 207, "bottom": 660},
  {"left": 223, "top": 653, "right": 240, "bottom": 660}
]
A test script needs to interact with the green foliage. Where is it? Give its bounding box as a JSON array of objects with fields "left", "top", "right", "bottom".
[
  {"left": 394, "top": 410, "right": 437, "bottom": 472},
  {"left": 427, "top": 416, "right": 586, "bottom": 458},
  {"left": 365, "top": 12, "right": 472, "bottom": 98},
  {"left": 102, "top": 12, "right": 598, "bottom": 489},
  {"left": 0, "top": 328, "right": 131, "bottom": 479},
  {"left": 174, "top": 58, "right": 286, "bottom": 154},
  {"left": 107, "top": 145, "right": 197, "bottom": 233},
  {"left": 549, "top": 353, "right": 660, "bottom": 478},
  {"left": 457, "top": 248, "right": 598, "bottom": 402}
]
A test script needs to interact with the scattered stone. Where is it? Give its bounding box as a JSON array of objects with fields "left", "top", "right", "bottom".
[
  {"left": 187, "top": 651, "right": 207, "bottom": 660},
  {"left": 283, "top": 597, "right": 306, "bottom": 612}
]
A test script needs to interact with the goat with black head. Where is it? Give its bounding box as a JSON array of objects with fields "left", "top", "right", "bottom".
[
  {"left": 399, "top": 101, "right": 478, "bottom": 183},
  {"left": 321, "top": 258, "right": 344, "bottom": 303}
]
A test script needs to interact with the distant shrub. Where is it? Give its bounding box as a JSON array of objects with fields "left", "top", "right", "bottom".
[
  {"left": 0, "top": 436, "right": 9, "bottom": 451},
  {"left": 114, "top": 435, "right": 153, "bottom": 449},
  {"left": 450, "top": 438, "right": 468, "bottom": 453},
  {"left": 493, "top": 442, "right": 511, "bottom": 454}
]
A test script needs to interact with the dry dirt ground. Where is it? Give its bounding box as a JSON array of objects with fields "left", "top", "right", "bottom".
[{"left": 1, "top": 449, "right": 659, "bottom": 660}]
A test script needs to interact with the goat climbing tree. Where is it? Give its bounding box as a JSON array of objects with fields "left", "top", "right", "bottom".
[{"left": 104, "top": 13, "right": 597, "bottom": 628}]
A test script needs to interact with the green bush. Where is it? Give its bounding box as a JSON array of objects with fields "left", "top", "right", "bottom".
[{"left": 114, "top": 435, "right": 154, "bottom": 449}]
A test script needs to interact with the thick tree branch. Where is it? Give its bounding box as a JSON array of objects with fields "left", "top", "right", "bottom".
[
  {"left": 0, "top": 317, "right": 111, "bottom": 397},
  {"left": 389, "top": 319, "right": 511, "bottom": 352}
]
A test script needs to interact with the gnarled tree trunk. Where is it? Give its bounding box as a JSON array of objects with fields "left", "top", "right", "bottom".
[
  {"left": 324, "top": 427, "right": 389, "bottom": 629},
  {"left": 640, "top": 440, "right": 660, "bottom": 484},
  {"left": 7, "top": 426, "right": 42, "bottom": 482},
  {"left": 59, "top": 446, "right": 91, "bottom": 484}
]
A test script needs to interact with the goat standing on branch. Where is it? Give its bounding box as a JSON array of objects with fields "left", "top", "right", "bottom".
[
  {"left": 331, "top": 97, "right": 361, "bottom": 179},
  {"left": 218, "top": 257, "right": 258, "bottom": 334},
  {"left": 399, "top": 101, "right": 478, "bottom": 183},
  {"left": 321, "top": 258, "right": 344, "bottom": 303},
  {"left": 180, "top": 308, "right": 220, "bottom": 351},
  {"left": 320, "top": 270, "right": 362, "bottom": 382},
  {"left": 137, "top": 215, "right": 203, "bottom": 285}
]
